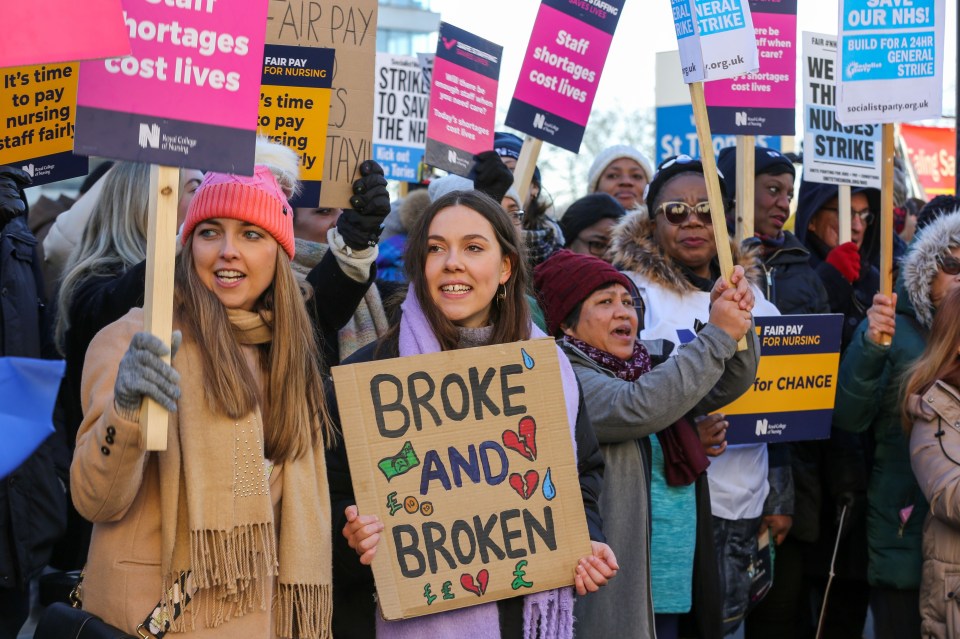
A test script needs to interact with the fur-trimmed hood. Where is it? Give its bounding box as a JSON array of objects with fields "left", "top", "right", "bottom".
[
  {"left": 608, "top": 209, "right": 764, "bottom": 295},
  {"left": 901, "top": 208, "right": 960, "bottom": 329}
]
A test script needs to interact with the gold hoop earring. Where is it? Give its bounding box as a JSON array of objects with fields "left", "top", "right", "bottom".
[{"left": 498, "top": 283, "right": 507, "bottom": 302}]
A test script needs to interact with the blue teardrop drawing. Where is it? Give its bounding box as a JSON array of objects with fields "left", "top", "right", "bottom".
[
  {"left": 543, "top": 467, "right": 556, "bottom": 501},
  {"left": 521, "top": 348, "right": 535, "bottom": 370}
]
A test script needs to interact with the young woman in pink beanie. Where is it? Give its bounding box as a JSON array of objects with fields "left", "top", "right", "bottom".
[{"left": 69, "top": 156, "right": 356, "bottom": 637}]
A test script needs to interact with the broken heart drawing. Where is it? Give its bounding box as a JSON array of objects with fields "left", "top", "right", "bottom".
[
  {"left": 502, "top": 416, "right": 537, "bottom": 461},
  {"left": 460, "top": 569, "right": 489, "bottom": 597},
  {"left": 509, "top": 470, "right": 539, "bottom": 500}
]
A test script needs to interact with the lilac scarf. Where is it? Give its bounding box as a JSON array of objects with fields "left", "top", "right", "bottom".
[{"left": 376, "top": 285, "right": 579, "bottom": 639}]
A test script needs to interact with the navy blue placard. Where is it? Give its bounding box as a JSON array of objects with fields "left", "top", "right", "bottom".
[
  {"left": 706, "top": 106, "right": 797, "bottom": 136},
  {"left": 16, "top": 151, "right": 87, "bottom": 187},
  {"left": 754, "top": 314, "right": 843, "bottom": 356},
  {"left": 74, "top": 106, "right": 256, "bottom": 175},
  {"left": 505, "top": 99, "right": 585, "bottom": 154},
  {"left": 262, "top": 45, "right": 334, "bottom": 90},
  {"left": 435, "top": 23, "right": 503, "bottom": 81},
  {"left": 726, "top": 409, "right": 834, "bottom": 444},
  {"left": 749, "top": 0, "right": 798, "bottom": 16}
]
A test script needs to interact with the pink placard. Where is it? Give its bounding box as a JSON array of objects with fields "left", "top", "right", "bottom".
[
  {"left": 427, "top": 57, "right": 498, "bottom": 154},
  {"left": 77, "top": 0, "right": 266, "bottom": 131},
  {"left": 511, "top": 4, "right": 613, "bottom": 127},
  {"left": 704, "top": 11, "right": 796, "bottom": 110},
  {"left": 1, "top": 0, "right": 129, "bottom": 68}
]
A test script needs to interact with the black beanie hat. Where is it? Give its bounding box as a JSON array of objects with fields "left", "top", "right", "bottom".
[
  {"left": 645, "top": 155, "right": 728, "bottom": 214},
  {"left": 559, "top": 193, "right": 625, "bottom": 246},
  {"left": 716, "top": 146, "right": 795, "bottom": 200}
]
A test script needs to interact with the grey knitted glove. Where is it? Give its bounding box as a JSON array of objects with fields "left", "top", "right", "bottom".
[{"left": 114, "top": 331, "right": 182, "bottom": 414}]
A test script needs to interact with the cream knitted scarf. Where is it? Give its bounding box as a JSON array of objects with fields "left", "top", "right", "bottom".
[
  {"left": 291, "top": 238, "right": 390, "bottom": 361},
  {"left": 157, "top": 308, "right": 332, "bottom": 638}
]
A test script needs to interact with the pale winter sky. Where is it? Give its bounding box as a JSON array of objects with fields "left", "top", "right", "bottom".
[
  {"left": 426, "top": 0, "right": 957, "bottom": 206},
  {"left": 429, "top": 0, "right": 958, "bottom": 122}
]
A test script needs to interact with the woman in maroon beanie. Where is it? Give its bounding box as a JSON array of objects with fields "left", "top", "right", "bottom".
[{"left": 533, "top": 249, "right": 757, "bottom": 639}]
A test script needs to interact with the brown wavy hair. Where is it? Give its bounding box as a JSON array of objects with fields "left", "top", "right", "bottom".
[
  {"left": 395, "top": 189, "right": 531, "bottom": 350},
  {"left": 175, "top": 235, "right": 331, "bottom": 461},
  {"left": 902, "top": 286, "right": 960, "bottom": 434}
]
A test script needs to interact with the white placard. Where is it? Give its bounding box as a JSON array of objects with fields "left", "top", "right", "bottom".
[{"left": 671, "top": 0, "right": 760, "bottom": 84}]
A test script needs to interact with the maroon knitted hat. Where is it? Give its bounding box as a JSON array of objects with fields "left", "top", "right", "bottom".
[{"left": 534, "top": 249, "right": 634, "bottom": 337}]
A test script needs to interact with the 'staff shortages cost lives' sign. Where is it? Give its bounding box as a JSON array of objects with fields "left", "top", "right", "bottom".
[
  {"left": 721, "top": 314, "right": 843, "bottom": 444},
  {"left": 75, "top": 0, "right": 268, "bottom": 174},
  {"left": 505, "top": 0, "right": 625, "bottom": 154},
  {"left": 332, "top": 339, "right": 590, "bottom": 620}
]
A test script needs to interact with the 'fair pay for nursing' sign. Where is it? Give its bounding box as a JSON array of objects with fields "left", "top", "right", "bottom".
[
  {"left": 802, "top": 32, "right": 881, "bottom": 188},
  {"left": 332, "top": 339, "right": 590, "bottom": 620},
  {"left": 836, "top": 0, "right": 945, "bottom": 124},
  {"left": 671, "top": 0, "right": 759, "bottom": 83},
  {"left": 721, "top": 314, "right": 843, "bottom": 445}
]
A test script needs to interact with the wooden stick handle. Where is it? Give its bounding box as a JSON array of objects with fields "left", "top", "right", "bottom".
[
  {"left": 734, "top": 135, "right": 755, "bottom": 245},
  {"left": 878, "top": 123, "right": 895, "bottom": 346},
  {"left": 512, "top": 136, "right": 543, "bottom": 207},
  {"left": 838, "top": 185, "right": 852, "bottom": 245},
  {"left": 690, "top": 82, "right": 748, "bottom": 351},
  {"left": 141, "top": 165, "right": 179, "bottom": 451}
]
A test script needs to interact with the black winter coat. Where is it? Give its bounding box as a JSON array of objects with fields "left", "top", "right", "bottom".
[
  {"left": 0, "top": 216, "right": 68, "bottom": 590},
  {"left": 326, "top": 333, "right": 606, "bottom": 639},
  {"left": 753, "top": 231, "right": 830, "bottom": 316}
]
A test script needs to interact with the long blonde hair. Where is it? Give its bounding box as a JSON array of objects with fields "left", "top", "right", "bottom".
[
  {"left": 902, "top": 286, "right": 960, "bottom": 434},
  {"left": 175, "top": 233, "right": 332, "bottom": 462},
  {"left": 55, "top": 162, "right": 150, "bottom": 352}
]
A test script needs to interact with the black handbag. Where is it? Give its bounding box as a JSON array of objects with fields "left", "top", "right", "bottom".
[
  {"left": 33, "top": 602, "right": 137, "bottom": 639},
  {"left": 33, "top": 570, "right": 193, "bottom": 639}
]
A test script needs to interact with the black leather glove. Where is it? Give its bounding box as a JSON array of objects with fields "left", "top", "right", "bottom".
[
  {"left": 470, "top": 150, "right": 514, "bottom": 203},
  {"left": 0, "top": 165, "right": 31, "bottom": 226},
  {"left": 336, "top": 160, "right": 390, "bottom": 250}
]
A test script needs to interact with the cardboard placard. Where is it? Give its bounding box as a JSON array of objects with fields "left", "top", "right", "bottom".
[
  {"left": 721, "top": 314, "right": 843, "bottom": 444},
  {"left": 801, "top": 32, "right": 881, "bottom": 188},
  {"left": 505, "top": 0, "right": 625, "bottom": 153},
  {"left": 424, "top": 23, "right": 502, "bottom": 176},
  {"left": 836, "top": 0, "right": 945, "bottom": 125},
  {"left": 900, "top": 123, "right": 956, "bottom": 196},
  {"left": 671, "top": 0, "right": 760, "bottom": 84},
  {"left": 332, "top": 338, "right": 591, "bottom": 620},
  {"left": 74, "top": 0, "right": 268, "bottom": 174},
  {"left": 373, "top": 54, "right": 430, "bottom": 183},
  {"left": 655, "top": 51, "right": 780, "bottom": 164},
  {"left": 1, "top": 0, "right": 129, "bottom": 68},
  {"left": 258, "top": 45, "right": 334, "bottom": 207},
  {"left": 266, "top": 0, "right": 378, "bottom": 207},
  {"left": 704, "top": 0, "right": 797, "bottom": 135},
  {"left": 0, "top": 63, "right": 88, "bottom": 185}
]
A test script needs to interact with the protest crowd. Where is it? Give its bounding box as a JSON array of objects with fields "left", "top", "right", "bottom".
[{"left": 2, "top": 1, "right": 959, "bottom": 639}]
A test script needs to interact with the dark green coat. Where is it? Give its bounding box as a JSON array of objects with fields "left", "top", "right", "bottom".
[{"left": 833, "top": 289, "right": 928, "bottom": 589}]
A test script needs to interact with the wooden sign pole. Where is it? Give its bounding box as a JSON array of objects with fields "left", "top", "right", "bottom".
[
  {"left": 838, "top": 185, "right": 852, "bottom": 245},
  {"left": 878, "top": 123, "right": 895, "bottom": 346},
  {"left": 690, "top": 82, "right": 747, "bottom": 351},
  {"left": 141, "top": 165, "right": 179, "bottom": 451},
  {"left": 734, "top": 134, "right": 755, "bottom": 245},
  {"left": 512, "top": 136, "right": 544, "bottom": 207}
]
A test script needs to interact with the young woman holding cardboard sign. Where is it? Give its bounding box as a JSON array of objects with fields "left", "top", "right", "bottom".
[
  {"left": 68, "top": 149, "right": 361, "bottom": 638},
  {"left": 329, "top": 190, "right": 617, "bottom": 638}
]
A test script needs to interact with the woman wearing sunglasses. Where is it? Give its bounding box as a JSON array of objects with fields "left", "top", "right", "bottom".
[
  {"left": 831, "top": 210, "right": 960, "bottom": 639},
  {"left": 607, "top": 155, "right": 780, "bottom": 637}
]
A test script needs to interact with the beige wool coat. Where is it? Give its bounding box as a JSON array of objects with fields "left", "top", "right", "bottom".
[
  {"left": 71, "top": 309, "right": 285, "bottom": 637},
  {"left": 909, "top": 380, "right": 960, "bottom": 639}
]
